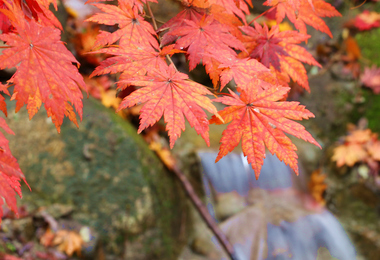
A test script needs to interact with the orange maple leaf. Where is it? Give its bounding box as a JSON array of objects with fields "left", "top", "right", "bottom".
[
  {"left": 241, "top": 22, "right": 321, "bottom": 91},
  {"left": 210, "top": 85, "right": 320, "bottom": 178},
  {"left": 117, "top": 63, "right": 218, "bottom": 148},
  {"left": 264, "top": 0, "right": 341, "bottom": 37},
  {"left": 0, "top": 16, "right": 86, "bottom": 132},
  {"left": 86, "top": 1, "right": 159, "bottom": 49}
]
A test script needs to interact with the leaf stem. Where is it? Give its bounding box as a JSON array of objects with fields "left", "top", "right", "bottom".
[
  {"left": 248, "top": 5, "right": 277, "bottom": 26},
  {"left": 165, "top": 55, "right": 178, "bottom": 72},
  {"left": 350, "top": 0, "right": 367, "bottom": 9},
  {"left": 146, "top": 2, "right": 178, "bottom": 71}
]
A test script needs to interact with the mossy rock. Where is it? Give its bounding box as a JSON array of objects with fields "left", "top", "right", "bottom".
[{"left": 6, "top": 97, "right": 187, "bottom": 259}]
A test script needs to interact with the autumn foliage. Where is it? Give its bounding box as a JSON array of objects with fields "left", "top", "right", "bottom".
[{"left": 0, "top": 0, "right": 340, "bottom": 221}]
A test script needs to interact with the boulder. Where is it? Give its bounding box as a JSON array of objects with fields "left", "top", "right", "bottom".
[{"left": 6, "top": 97, "right": 188, "bottom": 259}]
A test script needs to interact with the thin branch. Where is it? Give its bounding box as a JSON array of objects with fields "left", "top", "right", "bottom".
[
  {"left": 171, "top": 164, "right": 239, "bottom": 260},
  {"left": 146, "top": 2, "right": 158, "bottom": 31}
]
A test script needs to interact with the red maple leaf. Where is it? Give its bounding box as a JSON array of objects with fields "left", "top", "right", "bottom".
[
  {"left": 0, "top": 16, "right": 86, "bottom": 132},
  {"left": 167, "top": 14, "right": 245, "bottom": 71},
  {"left": 216, "top": 56, "right": 276, "bottom": 91},
  {"left": 117, "top": 63, "right": 219, "bottom": 148},
  {"left": 86, "top": 1, "right": 159, "bottom": 49},
  {"left": 0, "top": 83, "right": 10, "bottom": 116},
  {"left": 159, "top": 5, "right": 206, "bottom": 46},
  {"left": 0, "top": 1, "right": 12, "bottom": 33},
  {"left": 10, "top": 0, "right": 62, "bottom": 29},
  {"left": 210, "top": 85, "right": 320, "bottom": 178},
  {"left": 0, "top": 117, "right": 28, "bottom": 223},
  {"left": 210, "top": 0, "right": 251, "bottom": 21},
  {"left": 86, "top": 0, "right": 156, "bottom": 12},
  {"left": 90, "top": 44, "right": 180, "bottom": 78},
  {"left": 264, "top": 0, "right": 341, "bottom": 37},
  {"left": 241, "top": 22, "right": 321, "bottom": 91}
]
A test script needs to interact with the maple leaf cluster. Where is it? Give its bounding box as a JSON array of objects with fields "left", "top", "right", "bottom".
[
  {"left": 0, "top": 0, "right": 341, "bottom": 220},
  {"left": 86, "top": 0, "right": 337, "bottom": 177}
]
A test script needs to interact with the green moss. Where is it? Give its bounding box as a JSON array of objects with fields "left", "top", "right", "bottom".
[
  {"left": 361, "top": 90, "right": 380, "bottom": 132},
  {"left": 356, "top": 27, "right": 380, "bottom": 67},
  {"left": 350, "top": 27, "right": 380, "bottom": 132},
  {"left": 8, "top": 98, "right": 188, "bottom": 259}
]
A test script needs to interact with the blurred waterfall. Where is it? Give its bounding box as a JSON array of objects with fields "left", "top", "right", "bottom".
[{"left": 198, "top": 152, "right": 356, "bottom": 260}]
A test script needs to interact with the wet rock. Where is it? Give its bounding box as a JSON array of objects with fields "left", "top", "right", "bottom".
[
  {"left": 6, "top": 97, "right": 188, "bottom": 259},
  {"left": 215, "top": 192, "right": 246, "bottom": 221}
]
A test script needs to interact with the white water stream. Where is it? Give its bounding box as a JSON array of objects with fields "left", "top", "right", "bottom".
[{"left": 198, "top": 152, "right": 356, "bottom": 260}]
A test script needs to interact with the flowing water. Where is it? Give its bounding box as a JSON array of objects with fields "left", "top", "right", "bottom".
[{"left": 198, "top": 152, "right": 357, "bottom": 260}]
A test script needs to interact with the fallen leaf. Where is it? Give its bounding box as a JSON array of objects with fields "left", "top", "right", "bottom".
[
  {"left": 53, "top": 230, "right": 83, "bottom": 257},
  {"left": 0, "top": 255, "right": 23, "bottom": 260},
  {"left": 361, "top": 65, "right": 380, "bottom": 94},
  {"left": 308, "top": 169, "right": 327, "bottom": 205},
  {"left": 354, "top": 10, "right": 380, "bottom": 31},
  {"left": 344, "top": 36, "right": 361, "bottom": 60},
  {"left": 367, "top": 140, "right": 380, "bottom": 161},
  {"left": 40, "top": 227, "right": 55, "bottom": 247},
  {"left": 332, "top": 143, "right": 367, "bottom": 167},
  {"left": 346, "top": 129, "right": 373, "bottom": 143}
]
